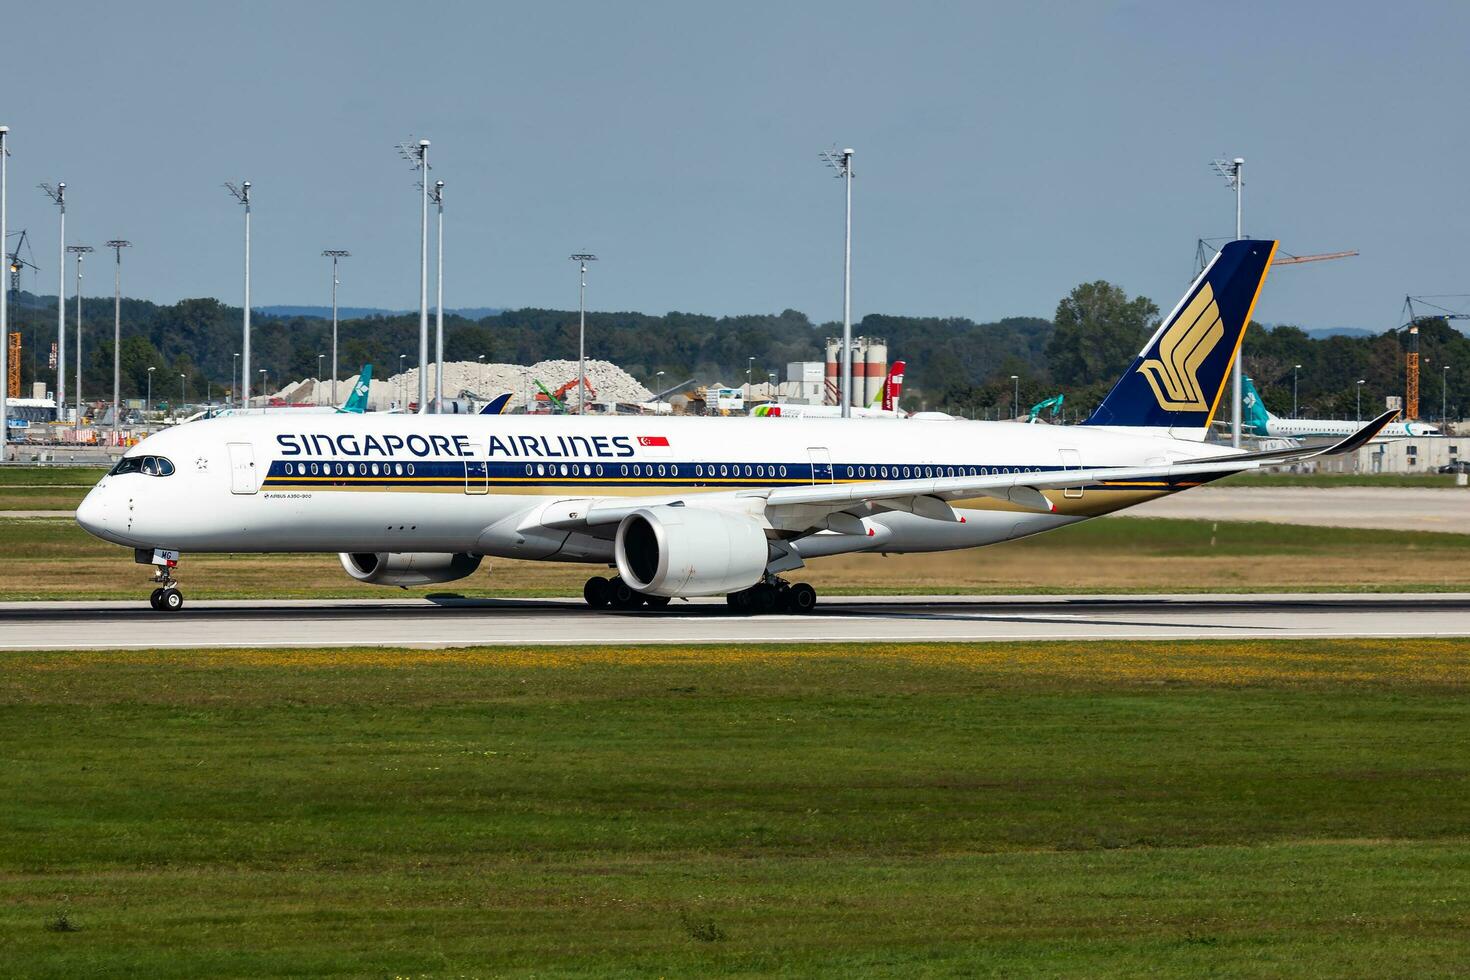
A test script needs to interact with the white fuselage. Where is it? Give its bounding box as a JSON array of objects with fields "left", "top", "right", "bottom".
[
  {"left": 76, "top": 414, "right": 1233, "bottom": 565},
  {"left": 1260, "top": 416, "right": 1439, "bottom": 440}
]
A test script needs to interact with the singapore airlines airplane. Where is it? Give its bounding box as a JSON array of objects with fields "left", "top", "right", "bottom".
[{"left": 77, "top": 239, "right": 1392, "bottom": 613}]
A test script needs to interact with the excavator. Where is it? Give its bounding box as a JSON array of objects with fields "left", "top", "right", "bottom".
[{"left": 533, "top": 376, "right": 596, "bottom": 413}]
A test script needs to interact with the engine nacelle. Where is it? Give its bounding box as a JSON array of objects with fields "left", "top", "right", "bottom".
[
  {"left": 614, "top": 506, "right": 768, "bottom": 597},
  {"left": 339, "top": 552, "right": 482, "bottom": 587}
]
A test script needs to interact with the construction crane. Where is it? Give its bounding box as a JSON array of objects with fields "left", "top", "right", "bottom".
[
  {"left": 1401, "top": 295, "right": 1470, "bottom": 420},
  {"left": 6, "top": 333, "right": 18, "bottom": 399},
  {"left": 6, "top": 228, "right": 39, "bottom": 297},
  {"left": 1271, "top": 249, "right": 1359, "bottom": 267},
  {"left": 1195, "top": 239, "right": 1357, "bottom": 275}
]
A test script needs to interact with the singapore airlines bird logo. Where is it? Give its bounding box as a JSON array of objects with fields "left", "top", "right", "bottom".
[{"left": 1136, "top": 282, "right": 1223, "bottom": 411}]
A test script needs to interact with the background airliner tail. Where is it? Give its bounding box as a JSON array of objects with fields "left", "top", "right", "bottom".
[
  {"left": 1240, "top": 376, "right": 1274, "bottom": 434},
  {"left": 879, "top": 360, "right": 905, "bottom": 412},
  {"left": 337, "top": 365, "right": 372, "bottom": 414},
  {"left": 1081, "top": 239, "right": 1277, "bottom": 436}
]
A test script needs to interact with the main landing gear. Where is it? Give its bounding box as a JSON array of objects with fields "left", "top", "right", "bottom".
[
  {"left": 726, "top": 578, "right": 817, "bottom": 615},
  {"left": 582, "top": 575, "right": 817, "bottom": 615},
  {"left": 583, "top": 575, "right": 669, "bottom": 611}
]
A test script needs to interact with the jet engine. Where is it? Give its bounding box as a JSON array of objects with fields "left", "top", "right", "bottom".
[
  {"left": 614, "top": 506, "right": 768, "bottom": 597},
  {"left": 339, "top": 552, "right": 483, "bottom": 587}
]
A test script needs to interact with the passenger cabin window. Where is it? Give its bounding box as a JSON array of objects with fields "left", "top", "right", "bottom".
[{"left": 109, "top": 455, "right": 174, "bottom": 477}]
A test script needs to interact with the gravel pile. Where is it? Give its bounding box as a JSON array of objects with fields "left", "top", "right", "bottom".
[{"left": 272, "top": 359, "right": 652, "bottom": 411}]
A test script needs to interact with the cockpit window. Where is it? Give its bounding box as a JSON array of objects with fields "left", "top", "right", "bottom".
[{"left": 109, "top": 455, "right": 175, "bottom": 477}]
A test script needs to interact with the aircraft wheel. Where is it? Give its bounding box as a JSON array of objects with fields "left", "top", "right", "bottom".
[
  {"left": 786, "top": 583, "right": 817, "bottom": 614},
  {"left": 149, "top": 588, "right": 165, "bottom": 611},
  {"left": 644, "top": 595, "right": 671, "bottom": 609},
  {"left": 161, "top": 588, "right": 184, "bottom": 612},
  {"left": 749, "top": 583, "right": 778, "bottom": 614},
  {"left": 583, "top": 576, "right": 612, "bottom": 609},
  {"left": 726, "top": 589, "right": 751, "bottom": 612},
  {"left": 610, "top": 578, "right": 645, "bottom": 610}
]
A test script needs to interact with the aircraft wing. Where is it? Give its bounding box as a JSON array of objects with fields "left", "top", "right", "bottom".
[{"left": 533, "top": 410, "right": 1394, "bottom": 536}]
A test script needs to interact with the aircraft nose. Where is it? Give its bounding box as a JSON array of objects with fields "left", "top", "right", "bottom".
[{"left": 75, "top": 488, "right": 113, "bottom": 539}]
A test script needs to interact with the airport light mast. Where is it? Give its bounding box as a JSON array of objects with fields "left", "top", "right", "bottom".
[
  {"left": 67, "top": 244, "right": 93, "bottom": 434},
  {"left": 821, "top": 147, "right": 855, "bottom": 418},
  {"left": 322, "top": 250, "right": 350, "bottom": 406},
  {"left": 570, "top": 253, "right": 597, "bottom": 414},
  {"left": 432, "top": 180, "right": 444, "bottom": 413},
  {"left": 40, "top": 181, "right": 66, "bottom": 419},
  {"left": 224, "top": 181, "right": 251, "bottom": 404},
  {"left": 396, "top": 138, "right": 431, "bottom": 414},
  {"left": 106, "top": 240, "right": 131, "bottom": 446},
  {"left": 1210, "top": 156, "right": 1244, "bottom": 446}
]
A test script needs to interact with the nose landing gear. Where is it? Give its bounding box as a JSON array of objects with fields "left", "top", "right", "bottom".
[{"left": 136, "top": 548, "right": 185, "bottom": 612}]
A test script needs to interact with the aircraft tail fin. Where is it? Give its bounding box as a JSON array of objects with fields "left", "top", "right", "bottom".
[
  {"left": 336, "top": 365, "right": 372, "bottom": 414},
  {"left": 1240, "top": 376, "right": 1273, "bottom": 434},
  {"left": 881, "top": 360, "right": 905, "bottom": 412},
  {"left": 480, "top": 392, "right": 512, "bottom": 415},
  {"left": 1081, "top": 239, "right": 1277, "bottom": 437}
]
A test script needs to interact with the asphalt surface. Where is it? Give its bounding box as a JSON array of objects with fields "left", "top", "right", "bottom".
[{"left": 2, "top": 593, "right": 1467, "bottom": 649}]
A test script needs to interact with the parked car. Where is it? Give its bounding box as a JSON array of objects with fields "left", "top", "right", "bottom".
[{"left": 1436, "top": 461, "right": 1470, "bottom": 474}]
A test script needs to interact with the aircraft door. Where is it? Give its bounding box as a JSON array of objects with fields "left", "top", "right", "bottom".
[
  {"left": 227, "top": 442, "right": 258, "bottom": 495},
  {"left": 807, "top": 447, "right": 833, "bottom": 484},
  {"left": 465, "top": 460, "right": 490, "bottom": 495},
  {"left": 1058, "top": 448, "right": 1083, "bottom": 499}
]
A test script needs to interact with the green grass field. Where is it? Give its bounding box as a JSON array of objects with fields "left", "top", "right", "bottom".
[
  {"left": 2, "top": 640, "right": 1467, "bottom": 976},
  {"left": 3, "top": 514, "right": 1469, "bottom": 600}
]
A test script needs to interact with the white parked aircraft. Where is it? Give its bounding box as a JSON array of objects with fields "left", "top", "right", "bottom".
[
  {"left": 1242, "top": 376, "right": 1439, "bottom": 440},
  {"left": 77, "top": 239, "right": 1392, "bottom": 613}
]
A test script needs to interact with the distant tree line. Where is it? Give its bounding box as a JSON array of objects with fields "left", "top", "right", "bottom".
[{"left": 4, "top": 284, "right": 1465, "bottom": 421}]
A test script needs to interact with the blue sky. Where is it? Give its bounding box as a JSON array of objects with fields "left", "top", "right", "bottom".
[{"left": 3, "top": 1, "right": 1466, "bottom": 331}]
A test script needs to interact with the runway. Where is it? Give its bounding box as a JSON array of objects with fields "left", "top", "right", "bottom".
[{"left": 2, "top": 593, "right": 1468, "bottom": 649}]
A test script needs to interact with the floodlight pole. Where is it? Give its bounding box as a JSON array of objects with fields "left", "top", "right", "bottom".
[
  {"left": 570, "top": 253, "right": 598, "bottom": 414},
  {"left": 1442, "top": 366, "right": 1449, "bottom": 424},
  {"left": 1211, "top": 156, "right": 1245, "bottom": 446},
  {"left": 68, "top": 244, "right": 93, "bottom": 436},
  {"left": 322, "top": 250, "right": 349, "bottom": 405},
  {"left": 1356, "top": 380, "right": 1365, "bottom": 422},
  {"left": 433, "top": 180, "right": 444, "bottom": 413},
  {"left": 1292, "top": 364, "right": 1301, "bottom": 419},
  {"left": 225, "top": 181, "right": 252, "bottom": 404},
  {"left": 41, "top": 181, "right": 66, "bottom": 419},
  {"left": 1011, "top": 375, "right": 1019, "bottom": 420},
  {"left": 0, "top": 126, "right": 8, "bottom": 460},
  {"left": 820, "top": 148, "right": 856, "bottom": 418},
  {"left": 416, "top": 140, "right": 430, "bottom": 414},
  {"left": 106, "top": 241, "right": 131, "bottom": 446}
]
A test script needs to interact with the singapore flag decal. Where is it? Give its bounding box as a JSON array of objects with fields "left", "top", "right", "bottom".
[{"left": 638, "top": 435, "right": 671, "bottom": 456}]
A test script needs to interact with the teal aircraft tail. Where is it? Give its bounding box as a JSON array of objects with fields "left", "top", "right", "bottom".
[
  {"left": 337, "top": 365, "right": 372, "bottom": 414},
  {"left": 1240, "top": 376, "right": 1273, "bottom": 436}
]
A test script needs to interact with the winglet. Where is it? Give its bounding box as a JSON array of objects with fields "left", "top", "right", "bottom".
[{"left": 1193, "top": 409, "right": 1400, "bottom": 466}]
